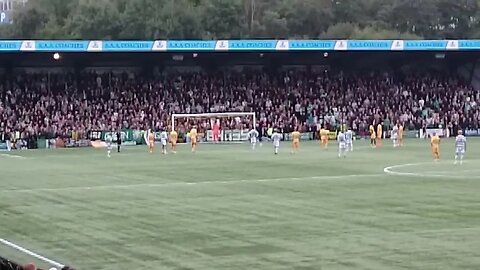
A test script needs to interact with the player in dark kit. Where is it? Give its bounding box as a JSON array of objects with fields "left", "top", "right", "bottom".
[{"left": 116, "top": 130, "right": 122, "bottom": 152}]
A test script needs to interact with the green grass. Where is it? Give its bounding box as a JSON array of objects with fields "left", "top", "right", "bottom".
[{"left": 1, "top": 138, "right": 480, "bottom": 270}]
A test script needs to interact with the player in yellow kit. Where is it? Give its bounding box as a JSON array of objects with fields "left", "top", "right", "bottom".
[
  {"left": 190, "top": 126, "right": 198, "bottom": 152},
  {"left": 291, "top": 128, "right": 300, "bottom": 154},
  {"left": 148, "top": 129, "right": 155, "bottom": 154},
  {"left": 170, "top": 129, "right": 178, "bottom": 153},
  {"left": 431, "top": 132, "right": 440, "bottom": 161},
  {"left": 319, "top": 127, "right": 329, "bottom": 149},
  {"left": 376, "top": 122, "right": 383, "bottom": 147},
  {"left": 369, "top": 124, "right": 376, "bottom": 147}
]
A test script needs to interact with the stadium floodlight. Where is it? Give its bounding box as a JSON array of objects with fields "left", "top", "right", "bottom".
[{"left": 171, "top": 112, "right": 256, "bottom": 142}]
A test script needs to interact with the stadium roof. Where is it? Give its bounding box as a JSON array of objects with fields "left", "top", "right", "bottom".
[{"left": 1, "top": 39, "right": 480, "bottom": 52}]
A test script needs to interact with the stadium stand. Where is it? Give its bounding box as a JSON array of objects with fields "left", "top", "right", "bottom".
[
  {"left": 1, "top": 39, "right": 480, "bottom": 268},
  {"left": 0, "top": 70, "right": 479, "bottom": 146}
]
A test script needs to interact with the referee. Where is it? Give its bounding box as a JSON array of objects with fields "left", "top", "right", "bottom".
[{"left": 116, "top": 130, "right": 122, "bottom": 153}]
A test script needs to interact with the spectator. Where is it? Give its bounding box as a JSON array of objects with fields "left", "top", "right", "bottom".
[{"left": 0, "top": 71, "right": 478, "bottom": 143}]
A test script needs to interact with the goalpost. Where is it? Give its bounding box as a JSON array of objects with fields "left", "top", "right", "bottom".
[{"left": 171, "top": 112, "right": 256, "bottom": 142}]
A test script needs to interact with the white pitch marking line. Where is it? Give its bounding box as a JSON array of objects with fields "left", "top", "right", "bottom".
[
  {"left": 0, "top": 153, "right": 27, "bottom": 159},
  {"left": 422, "top": 169, "right": 480, "bottom": 174},
  {"left": 384, "top": 162, "right": 433, "bottom": 177},
  {"left": 1, "top": 174, "right": 383, "bottom": 193},
  {"left": 0, "top": 238, "right": 65, "bottom": 268},
  {"left": 383, "top": 161, "right": 480, "bottom": 178}
]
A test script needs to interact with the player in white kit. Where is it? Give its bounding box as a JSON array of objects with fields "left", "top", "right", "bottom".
[
  {"left": 5, "top": 139, "right": 11, "bottom": 151},
  {"left": 160, "top": 129, "right": 168, "bottom": 154},
  {"left": 345, "top": 129, "right": 353, "bottom": 152},
  {"left": 337, "top": 131, "right": 347, "bottom": 158},
  {"left": 106, "top": 135, "right": 113, "bottom": 158},
  {"left": 271, "top": 130, "right": 282, "bottom": 155},
  {"left": 247, "top": 127, "right": 259, "bottom": 150},
  {"left": 454, "top": 130, "right": 467, "bottom": 165},
  {"left": 391, "top": 124, "right": 399, "bottom": 148}
]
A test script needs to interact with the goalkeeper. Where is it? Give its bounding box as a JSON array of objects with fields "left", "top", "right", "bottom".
[{"left": 212, "top": 119, "right": 220, "bottom": 143}]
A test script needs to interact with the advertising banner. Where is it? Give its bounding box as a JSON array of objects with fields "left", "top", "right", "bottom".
[
  {"left": 425, "top": 128, "right": 445, "bottom": 137},
  {"left": 404, "top": 40, "right": 449, "bottom": 50},
  {"left": 64, "top": 139, "right": 91, "bottom": 148},
  {"left": 103, "top": 41, "right": 154, "bottom": 52},
  {"left": 404, "top": 130, "right": 419, "bottom": 138},
  {"left": 102, "top": 130, "right": 136, "bottom": 142},
  {"left": 89, "top": 129, "right": 140, "bottom": 144},
  {"left": 222, "top": 130, "right": 249, "bottom": 141},
  {"left": 464, "top": 128, "right": 480, "bottom": 137},
  {"left": 0, "top": 12, "right": 9, "bottom": 24},
  {"left": 203, "top": 130, "right": 251, "bottom": 142},
  {"left": 284, "top": 132, "right": 313, "bottom": 141},
  {"left": 3, "top": 39, "right": 480, "bottom": 52},
  {"left": 328, "top": 131, "right": 337, "bottom": 140},
  {"left": 88, "top": 130, "right": 103, "bottom": 140},
  {"left": 289, "top": 40, "right": 335, "bottom": 50},
  {"left": 36, "top": 41, "right": 89, "bottom": 51}
]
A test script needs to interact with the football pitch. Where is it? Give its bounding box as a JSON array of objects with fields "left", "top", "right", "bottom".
[{"left": 1, "top": 138, "right": 480, "bottom": 270}]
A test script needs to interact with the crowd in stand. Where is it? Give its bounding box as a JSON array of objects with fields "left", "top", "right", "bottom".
[{"left": 0, "top": 70, "right": 479, "bottom": 144}]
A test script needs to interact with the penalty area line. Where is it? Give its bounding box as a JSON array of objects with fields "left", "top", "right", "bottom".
[
  {"left": 1, "top": 174, "right": 383, "bottom": 193},
  {"left": 0, "top": 238, "right": 64, "bottom": 268}
]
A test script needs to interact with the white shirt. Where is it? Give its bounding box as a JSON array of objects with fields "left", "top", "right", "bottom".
[
  {"left": 272, "top": 133, "right": 282, "bottom": 145},
  {"left": 160, "top": 131, "right": 168, "bottom": 141},
  {"left": 106, "top": 136, "right": 112, "bottom": 146},
  {"left": 455, "top": 135, "right": 466, "bottom": 149},
  {"left": 337, "top": 132, "right": 345, "bottom": 143},
  {"left": 345, "top": 130, "right": 353, "bottom": 142},
  {"left": 248, "top": 129, "right": 259, "bottom": 139},
  {"left": 392, "top": 126, "right": 399, "bottom": 137}
]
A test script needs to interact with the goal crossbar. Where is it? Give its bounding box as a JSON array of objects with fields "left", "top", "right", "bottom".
[{"left": 172, "top": 112, "right": 256, "bottom": 131}]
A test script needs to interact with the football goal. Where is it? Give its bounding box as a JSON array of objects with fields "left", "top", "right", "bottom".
[{"left": 171, "top": 112, "right": 256, "bottom": 142}]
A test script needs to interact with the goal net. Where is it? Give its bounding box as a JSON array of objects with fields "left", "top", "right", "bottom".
[{"left": 171, "top": 112, "right": 256, "bottom": 143}]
